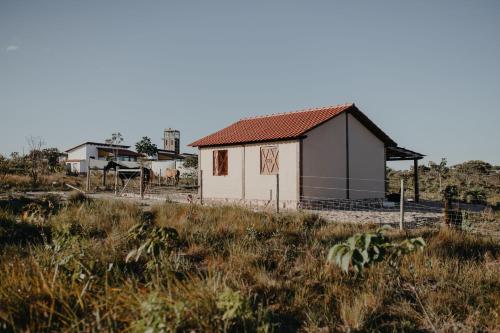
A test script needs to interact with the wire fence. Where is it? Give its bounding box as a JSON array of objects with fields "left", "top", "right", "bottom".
[{"left": 83, "top": 168, "right": 499, "bottom": 237}]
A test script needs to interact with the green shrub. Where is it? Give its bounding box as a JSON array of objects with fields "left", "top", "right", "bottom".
[{"left": 327, "top": 226, "right": 426, "bottom": 274}]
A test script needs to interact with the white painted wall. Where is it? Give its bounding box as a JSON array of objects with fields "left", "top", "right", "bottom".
[
  {"left": 200, "top": 146, "right": 243, "bottom": 199},
  {"left": 243, "top": 141, "right": 299, "bottom": 202},
  {"left": 301, "top": 113, "right": 385, "bottom": 200},
  {"left": 151, "top": 160, "right": 176, "bottom": 177},
  {"left": 66, "top": 146, "right": 88, "bottom": 173},
  {"left": 66, "top": 144, "right": 132, "bottom": 173},
  {"left": 199, "top": 140, "right": 299, "bottom": 207},
  {"left": 302, "top": 113, "right": 347, "bottom": 199},
  {"left": 348, "top": 114, "right": 385, "bottom": 199}
]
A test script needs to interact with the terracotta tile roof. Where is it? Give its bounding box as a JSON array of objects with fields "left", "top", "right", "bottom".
[
  {"left": 190, "top": 103, "right": 396, "bottom": 147},
  {"left": 190, "top": 103, "right": 353, "bottom": 147}
]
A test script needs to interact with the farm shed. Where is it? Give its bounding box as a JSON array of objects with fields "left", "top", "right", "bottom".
[{"left": 190, "top": 103, "right": 424, "bottom": 209}]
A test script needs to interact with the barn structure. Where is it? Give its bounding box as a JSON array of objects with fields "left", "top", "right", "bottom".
[{"left": 190, "top": 103, "right": 424, "bottom": 209}]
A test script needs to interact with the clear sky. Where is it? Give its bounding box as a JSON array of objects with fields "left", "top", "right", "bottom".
[{"left": 1, "top": 1, "right": 499, "bottom": 168}]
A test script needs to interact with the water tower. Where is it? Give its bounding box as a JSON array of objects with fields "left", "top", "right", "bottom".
[{"left": 164, "top": 128, "right": 180, "bottom": 154}]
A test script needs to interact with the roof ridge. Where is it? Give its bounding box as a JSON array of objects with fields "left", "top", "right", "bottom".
[{"left": 240, "top": 103, "right": 354, "bottom": 121}]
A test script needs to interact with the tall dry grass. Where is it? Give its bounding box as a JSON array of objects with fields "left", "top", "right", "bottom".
[
  {"left": 0, "top": 199, "right": 499, "bottom": 332},
  {"left": 1, "top": 173, "right": 84, "bottom": 192}
]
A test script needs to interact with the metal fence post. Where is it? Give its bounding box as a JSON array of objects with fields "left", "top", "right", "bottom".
[
  {"left": 399, "top": 178, "right": 405, "bottom": 230},
  {"left": 276, "top": 173, "right": 280, "bottom": 213}
]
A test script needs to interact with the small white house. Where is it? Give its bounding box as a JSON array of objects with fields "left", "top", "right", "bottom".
[
  {"left": 190, "top": 103, "right": 423, "bottom": 209},
  {"left": 64, "top": 142, "right": 142, "bottom": 174}
]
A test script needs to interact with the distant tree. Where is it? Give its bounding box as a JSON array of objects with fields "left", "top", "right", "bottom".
[
  {"left": 455, "top": 160, "right": 492, "bottom": 175},
  {"left": 135, "top": 136, "right": 158, "bottom": 158},
  {"left": 0, "top": 154, "right": 10, "bottom": 182},
  {"left": 429, "top": 158, "right": 448, "bottom": 192},
  {"left": 42, "top": 148, "right": 62, "bottom": 172},
  {"left": 105, "top": 132, "right": 124, "bottom": 161},
  {"left": 26, "top": 136, "right": 45, "bottom": 186},
  {"left": 8, "top": 152, "right": 27, "bottom": 174},
  {"left": 183, "top": 155, "right": 198, "bottom": 169}
]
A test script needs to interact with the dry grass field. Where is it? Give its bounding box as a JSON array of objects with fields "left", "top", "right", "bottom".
[{"left": 0, "top": 195, "right": 499, "bottom": 332}]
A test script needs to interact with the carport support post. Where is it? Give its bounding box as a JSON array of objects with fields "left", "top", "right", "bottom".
[
  {"left": 399, "top": 178, "right": 405, "bottom": 230},
  {"left": 413, "top": 159, "right": 420, "bottom": 203},
  {"left": 276, "top": 173, "right": 280, "bottom": 213}
]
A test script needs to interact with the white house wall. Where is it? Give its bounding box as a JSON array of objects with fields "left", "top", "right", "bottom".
[
  {"left": 151, "top": 160, "right": 176, "bottom": 177},
  {"left": 66, "top": 144, "right": 120, "bottom": 173},
  {"left": 200, "top": 146, "right": 244, "bottom": 199},
  {"left": 243, "top": 141, "right": 299, "bottom": 202},
  {"left": 66, "top": 146, "right": 88, "bottom": 173},
  {"left": 302, "top": 113, "right": 347, "bottom": 199},
  {"left": 347, "top": 114, "right": 385, "bottom": 199},
  {"left": 199, "top": 140, "right": 299, "bottom": 207},
  {"left": 301, "top": 113, "right": 385, "bottom": 200}
]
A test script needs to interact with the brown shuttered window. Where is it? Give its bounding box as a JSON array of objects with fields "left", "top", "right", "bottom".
[
  {"left": 213, "top": 150, "right": 228, "bottom": 176},
  {"left": 260, "top": 146, "right": 279, "bottom": 175}
]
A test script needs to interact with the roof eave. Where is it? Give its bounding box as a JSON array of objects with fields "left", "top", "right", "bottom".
[
  {"left": 65, "top": 142, "right": 131, "bottom": 153},
  {"left": 190, "top": 136, "right": 305, "bottom": 148}
]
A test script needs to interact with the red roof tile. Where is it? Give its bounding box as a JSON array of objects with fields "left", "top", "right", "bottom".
[
  {"left": 190, "top": 104, "right": 353, "bottom": 147},
  {"left": 190, "top": 103, "right": 396, "bottom": 147}
]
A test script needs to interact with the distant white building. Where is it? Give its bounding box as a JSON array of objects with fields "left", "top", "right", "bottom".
[{"left": 64, "top": 142, "right": 142, "bottom": 174}]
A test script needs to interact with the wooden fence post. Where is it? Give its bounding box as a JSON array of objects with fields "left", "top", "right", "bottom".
[
  {"left": 276, "top": 173, "right": 280, "bottom": 213},
  {"left": 86, "top": 159, "right": 90, "bottom": 193},
  {"left": 399, "top": 178, "right": 405, "bottom": 230},
  {"left": 114, "top": 166, "right": 119, "bottom": 196},
  {"left": 199, "top": 169, "right": 203, "bottom": 205},
  {"left": 140, "top": 168, "right": 144, "bottom": 199}
]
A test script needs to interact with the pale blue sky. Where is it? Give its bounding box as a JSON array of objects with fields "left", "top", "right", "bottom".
[{"left": 1, "top": 1, "right": 499, "bottom": 167}]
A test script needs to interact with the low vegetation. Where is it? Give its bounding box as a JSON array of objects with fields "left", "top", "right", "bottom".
[
  {"left": 388, "top": 159, "right": 500, "bottom": 207},
  {"left": 0, "top": 196, "right": 499, "bottom": 332}
]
